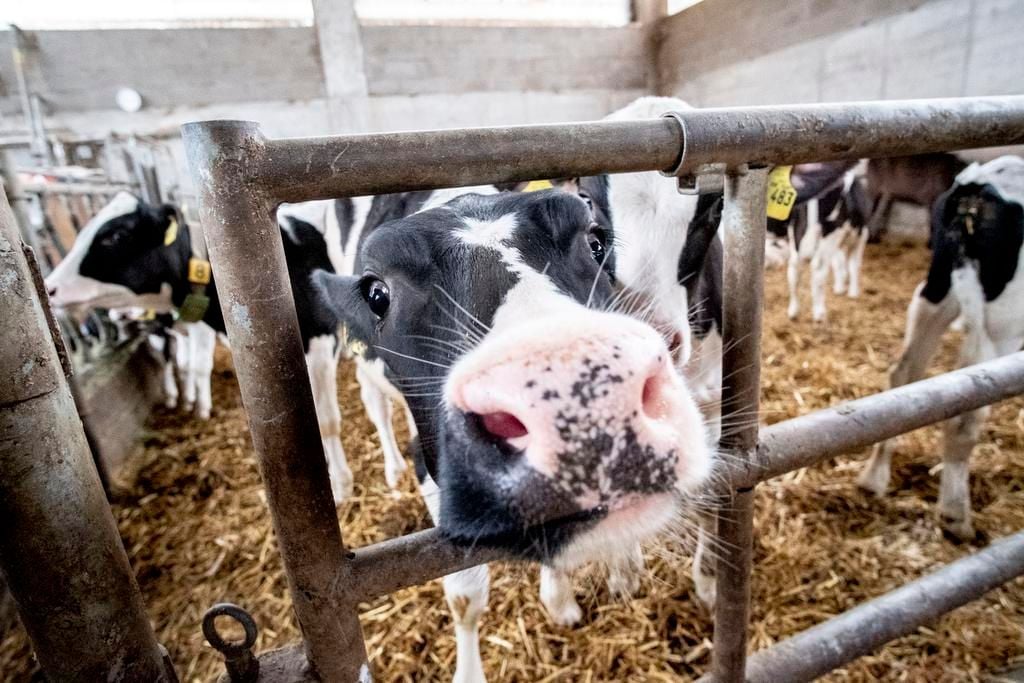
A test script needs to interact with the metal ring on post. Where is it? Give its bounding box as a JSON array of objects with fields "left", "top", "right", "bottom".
[
  {"left": 659, "top": 110, "right": 689, "bottom": 178},
  {"left": 203, "top": 603, "right": 259, "bottom": 683}
]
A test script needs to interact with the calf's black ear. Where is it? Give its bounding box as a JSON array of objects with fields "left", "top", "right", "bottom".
[{"left": 312, "top": 270, "right": 373, "bottom": 343}]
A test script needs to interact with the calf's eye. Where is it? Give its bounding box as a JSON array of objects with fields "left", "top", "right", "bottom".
[
  {"left": 587, "top": 224, "right": 607, "bottom": 264},
  {"left": 362, "top": 278, "right": 391, "bottom": 317}
]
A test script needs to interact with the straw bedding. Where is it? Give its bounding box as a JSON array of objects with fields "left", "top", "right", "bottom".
[{"left": 3, "top": 241, "right": 1022, "bottom": 682}]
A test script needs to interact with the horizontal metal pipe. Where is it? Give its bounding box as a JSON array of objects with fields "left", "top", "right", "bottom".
[
  {"left": 729, "top": 352, "right": 1024, "bottom": 488},
  {"left": 246, "top": 96, "right": 1024, "bottom": 203},
  {"left": 348, "top": 529, "right": 508, "bottom": 601},
  {"left": 19, "top": 181, "right": 134, "bottom": 196},
  {"left": 732, "top": 528, "right": 1024, "bottom": 683},
  {"left": 666, "top": 95, "right": 1024, "bottom": 176},
  {"left": 262, "top": 119, "right": 683, "bottom": 202},
  {"left": 338, "top": 353, "right": 1024, "bottom": 597}
]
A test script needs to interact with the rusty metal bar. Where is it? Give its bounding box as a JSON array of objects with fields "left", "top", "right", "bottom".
[
  {"left": 239, "top": 96, "right": 1024, "bottom": 204},
  {"left": 663, "top": 96, "right": 1024, "bottom": 177},
  {"left": 731, "top": 351, "right": 1024, "bottom": 489},
  {"left": 335, "top": 353, "right": 1024, "bottom": 599},
  {"left": 0, "top": 191, "right": 171, "bottom": 680},
  {"left": 348, "top": 529, "right": 507, "bottom": 601},
  {"left": 711, "top": 168, "right": 769, "bottom": 682},
  {"left": 179, "top": 97, "right": 1024, "bottom": 681},
  {"left": 261, "top": 118, "right": 683, "bottom": 202},
  {"left": 734, "top": 528, "right": 1024, "bottom": 683},
  {"left": 181, "top": 120, "right": 368, "bottom": 682}
]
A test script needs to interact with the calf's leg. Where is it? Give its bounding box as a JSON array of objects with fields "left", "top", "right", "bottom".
[
  {"left": 811, "top": 230, "right": 845, "bottom": 322},
  {"left": 306, "top": 335, "right": 353, "bottom": 503},
  {"left": 191, "top": 323, "right": 216, "bottom": 420},
  {"left": 831, "top": 230, "right": 850, "bottom": 295},
  {"left": 858, "top": 284, "right": 959, "bottom": 496},
  {"left": 356, "top": 359, "right": 409, "bottom": 490},
  {"left": 420, "top": 474, "right": 489, "bottom": 683},
  {"left": 539, "top": 566, "right": 582, "bottom": 626},
  {"left": 786, "top": 228, "right": 801, "bottom": 320},
  {"left": 846, "top": 227, "right": 869, "bottom": 298}
]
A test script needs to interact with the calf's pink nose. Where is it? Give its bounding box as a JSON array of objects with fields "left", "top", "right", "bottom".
[{"left": 456, "top": 332, "right": 690, "bottom": 477}]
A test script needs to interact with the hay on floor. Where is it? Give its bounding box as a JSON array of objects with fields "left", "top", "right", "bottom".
[{"left": 2, "top": 241, "right": 1022, "bottom": 682}]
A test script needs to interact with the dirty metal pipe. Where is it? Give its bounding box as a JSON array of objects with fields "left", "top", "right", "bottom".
[
  {"left": 330, "top": 353, "right": 1024, "bottom": 601},
  {"left": 727, "top": 351, "right": 1024, "bottom": 489},
  {"left": 241, "top": 96, "right": 1024, "bottom": 204},
  {"left": 348, "top": 528, "right": 508, "bottom": 601},
  {"left": 0, "top": 192, "right": 171, "bottom": 681},
  {"left": 181, "top": 120, "right": 369, "bottom": 682},
  {"left": 261, "top": 118, "right": 683, "bottom": 202},
  {"left": 735, "top": 528, "right": 1024, "bottom": 683},
  {"left": 710, "top": 167, "right": 769, "bottom": 683},
  {"left": 663, "top": 95, "right": 1024, "bottom": 177}
]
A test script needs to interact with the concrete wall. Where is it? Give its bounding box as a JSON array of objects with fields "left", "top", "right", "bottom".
[
  {"left": 656, "top": 0, "right": 1024, "bottom": 106},
  {"left": 362, "top": 25, "right": 647, "bottom": 95},
  {"left": 0, "top": 23, "right": 646, "bottom": 133}
]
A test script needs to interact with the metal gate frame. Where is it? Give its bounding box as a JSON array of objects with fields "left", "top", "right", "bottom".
[
  {"left": 4, "top": 96, "right": 1024, "bottom": 682},
  {"left": 175, "top": 96, "right": 1024, "bottom": 682}
]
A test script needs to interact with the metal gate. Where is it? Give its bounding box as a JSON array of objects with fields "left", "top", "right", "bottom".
[{"left": 3, "top": 96, "right": 1024, "bottom": 682}]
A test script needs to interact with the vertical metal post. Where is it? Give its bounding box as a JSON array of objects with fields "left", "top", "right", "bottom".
[
  {"left": 711, "top": 167, "right": 769, "bottom": 682},
  {"left": 0, "top": 149, "right": 46, "bottom": 273},
  {"left": 181, "top": 120, "right": 369, "bottom": 682},
  {"left": 0, "top": 192, "right": 171, "bottom": 681}
]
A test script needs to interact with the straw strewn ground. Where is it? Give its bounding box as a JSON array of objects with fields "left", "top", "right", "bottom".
[{"left": 3, "top": 241, "right": 1022, "bottom": 681}]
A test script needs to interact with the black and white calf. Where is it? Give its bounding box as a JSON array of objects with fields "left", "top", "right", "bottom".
[
  {"left": 770, "top": 162, "right": 872, "bottom": 322},
  {"left": 44, "top": 192, "right": 357, "bottom": 501},
  {"left": 315, "top": 179, "right": 716, "bottom": 682},
  {"left": 858, "top": 156, "right": 1024, "bottom": 540}
]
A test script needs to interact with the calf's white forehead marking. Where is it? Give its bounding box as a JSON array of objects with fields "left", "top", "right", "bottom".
[{"left": 457, "top": 212, "right": 566, "bottom": 332}]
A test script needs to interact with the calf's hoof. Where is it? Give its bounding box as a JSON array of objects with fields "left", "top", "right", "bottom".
[
  {"left": 940, "top": 514, "right": 975, "bottom": 543},
  {"left": 694, "top": 571, "right": 716, "bottom": 609},
  {"left": 547, "top": 600, "right": 583, "bottom": 627},
  {"left": 384, "top": 458, "right": 408, "bottom": 490},
  {"left": 607, "top": 568, "right": 642, "bottom": 600},
  {"left": 331, "top": 471, "right": 354, "bottom": 505},
  {"left": 856, "top": 466, "right": 889, "bottom": 498}
]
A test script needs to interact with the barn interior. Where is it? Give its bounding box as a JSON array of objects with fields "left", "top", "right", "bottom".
[{"left": 1, "top": 1, "right": 1023, "bottom": 681}]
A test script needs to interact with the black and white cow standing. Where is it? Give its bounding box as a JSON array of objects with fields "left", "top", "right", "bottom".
[
  {"left": 771, "top": 161, "right": 873, "bottom": 322},
  {"left": 858, "top": 155, "right": 1024, "bottom": 540},
  {"left": 44, "top": 192, "right": 359, "bottom": 501}
]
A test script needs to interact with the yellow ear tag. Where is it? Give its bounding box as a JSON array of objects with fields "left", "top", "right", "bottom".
[
  {"left": 766, "top": 166, "right": 797, "bottom": 221},
  {"left": 188, "top": 258, "right": 212, "bottom": 285},
  {"left": 523, "top": 179, "right": 554, "bottom": 192},
  {"left": 163, "top": 218, "right": 178, "bottom": 246}
]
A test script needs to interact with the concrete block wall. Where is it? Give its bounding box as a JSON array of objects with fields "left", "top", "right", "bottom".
[
  {"left": 0, "top": 23, "right": 646, "bottom": 136},
  {"left": 656, "top": 0, "right": 1024, "bottom": 106}
]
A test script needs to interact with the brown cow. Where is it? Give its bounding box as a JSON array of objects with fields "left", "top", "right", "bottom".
[{"left": 866, "top": 153, "right": 966, "bottom": 239}]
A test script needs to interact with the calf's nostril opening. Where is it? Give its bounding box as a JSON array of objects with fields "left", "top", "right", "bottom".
[
  {"left": 641, "top": 373, "right": 669, "bottom": 421},
  {"left": 480, "top": 411, "right": 529, "bottom": 440}
]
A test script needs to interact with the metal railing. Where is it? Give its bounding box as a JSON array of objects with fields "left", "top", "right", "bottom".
[
  {"left": 176, "top": 95, "right": 1024, "bottom": 682},
  {"left": 2, "top": 95, "right": 1024, "bottom": 681}
]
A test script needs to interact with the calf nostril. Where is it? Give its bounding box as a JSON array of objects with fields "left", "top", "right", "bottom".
[
  {"left": 480, "top": 411, "right": 529, "bottom": 440},
  {"left": 641, "top": 373, "right": 669, "bottom": 420},
  {"left": 47, "top": 287, "right": 57, "bottom": 298}
]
